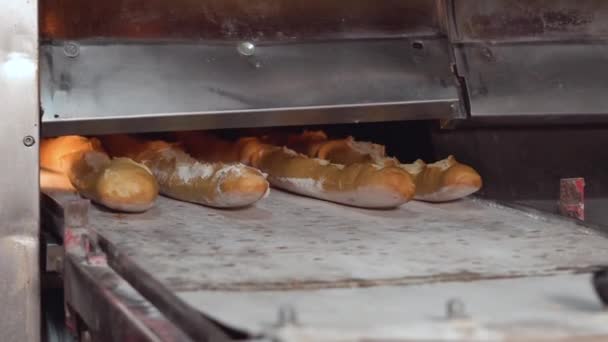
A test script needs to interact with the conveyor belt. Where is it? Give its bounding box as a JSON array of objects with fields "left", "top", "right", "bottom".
[{"left": 46, "top": 190, "right": 608, "bottom": 337}]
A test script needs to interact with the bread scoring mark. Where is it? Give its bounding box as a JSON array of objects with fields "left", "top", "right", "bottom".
[{"left": 269, "top": 176, "right": 408, "bottom": 208}]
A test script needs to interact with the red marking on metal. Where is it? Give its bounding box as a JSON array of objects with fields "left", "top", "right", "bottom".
[
  {"left": 64, "top": 228, "right": 81, "bottom": 249},
  {"left": 559, "top": 178, "right": 585, "bottom": 220}
]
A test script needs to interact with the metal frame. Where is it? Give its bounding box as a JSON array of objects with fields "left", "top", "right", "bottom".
[
  {"left": 43, "top": 184, "right": 607, "bottom": 341},
  {"left": 42, "top": 194, "right": 233, "bottom": 342},
  {"left": 0, "top": 0, "right": 40, "bottom": 341},
  {"left": 58, "top": 199, "right": 198, "bottom": 342}
]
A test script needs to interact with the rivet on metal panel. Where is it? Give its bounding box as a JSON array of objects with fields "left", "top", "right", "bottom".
[
  {"left": 64, "top": 42, "right": 80, "bottom": 58},
  {"left": 65, "top": 199, "right": 90, "bottom": 228},
  {"left": 237, "top": 41, "right": 256, "bottom": 56},
  {"left": 22, "top": 135, "right": 35, "bottom": 147},
  {"left": 446, "top": 298, "right": 468, "bottom": 319},
  {"left": 276, "top": 304, "right": 298, "bottom": 327}
]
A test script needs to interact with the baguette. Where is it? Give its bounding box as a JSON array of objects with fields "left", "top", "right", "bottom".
[
  {"left": 40, "top": 135, "right": 104, "bottom": 174},
  {"left": 40, "top": 136, "right": 158, "bottom": 212},
  {"left": 399, "top": 156, "right": 483, "bottom": 203},
  {"left": 284, "top": 132, "right": 482, "bottom": 202},
  {"left": 179, "top": 133, "right": 415, "bottom": 208},
  {"left": 100, "top": 135, "right": 269, "bottom": 208},
  {"left": 254, "top": 146, "right": 415, "bottom": 208}
]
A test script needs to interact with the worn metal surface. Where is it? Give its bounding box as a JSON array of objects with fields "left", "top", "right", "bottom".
[
  {"left": 517, "top": 199, "right": 608, "bottom": 232},
  {"left": 64, "top": 239, "right": 195, "bottom": 342},
  {"left": 453, "top": 43, "right": 608, "bottom": 118},
  {"left": 183, "top": 273, "right": 608, "bottom": 339},
  {"left": 40, "top": 38, "right": 460, "bottom": 136},
  {"left": 60, "top": 200, "right": 199, "bottom": 341},
  {"left": 44, "top": 189, "right": 608, "bottom": 339},
  {"left": 450, "top": 0, "right": 608, "bottom": 43},
  {"left": 77, "top": 192, "right": 608, "bottom": 290},
  {"left": 40, "top": 0, "right": 440, "bottom": 41},
  {"left": 42, "top": 194, "right": 234, "bottom": 341},
  {"left": 0, "top": 0, "right": 40, "bottom": 341},
  {"left": 445, "top": 1, "right": 608, "bottom": 121}
]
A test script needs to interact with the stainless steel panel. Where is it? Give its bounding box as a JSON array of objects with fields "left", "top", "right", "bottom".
[
  {"left": 40, "top": 39, "right": 460, "bottom": 136},
  {"left": 450, "top": 0, "right": 608, "bottom": 43},
  {"left": 45, "top": 189, "right": 608, "bottom": 337},
  {"left": 41, "top": 0, "right": 440, "bottom": 41},
  {"left": 455, "top": 43, "right": 608, "bottom": 118},
  {"left": 0, "top": 0, "right": 40, "bottom": 341}
]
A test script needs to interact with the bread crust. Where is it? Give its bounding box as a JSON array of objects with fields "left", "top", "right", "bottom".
[
  {"left": 179, "top": 133, "right": 415, "bottom": 208},
  {"left": 40, "top": 136, "right": 158, "bottom": 212},
  {"left": 101, "top": 135, "right": 269, "bottom": 208},
  {"left": 283, "top": 132, "right": 482, "bottom": 202}
]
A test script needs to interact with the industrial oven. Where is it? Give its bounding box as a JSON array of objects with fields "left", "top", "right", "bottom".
[{"left": 4, "top": 0, "right": 608, "bottom": 341}]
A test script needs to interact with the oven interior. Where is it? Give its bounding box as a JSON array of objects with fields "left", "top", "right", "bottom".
[{"left": 38, "top": 1, "right": 608, "bottom": 341}]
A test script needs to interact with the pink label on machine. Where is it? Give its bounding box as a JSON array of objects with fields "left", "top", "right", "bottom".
[{"left": 559, "top": 177, "right": 585, "bottom": 221}]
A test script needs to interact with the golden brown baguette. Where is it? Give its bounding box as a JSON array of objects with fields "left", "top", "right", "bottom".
[
  {"left": 101, "top": 135, "right": 269, "bottom": 208},
  {"left": 40, "top": 135, "right": 104, "bottom": 174},
  {"left": 284, "top": 132, "right": 482, "bottom": 202},
  {"left": 254, "top": 146, "right": 415, "bottom": 208},
  {"left": 66, "top": 151, "right": 159, "bottom": 212},
  {"left": 399, "top": 156, "right": 483, "bottom": 203},
  {"left": 179, "top": 133, "right": 415, "bottom": 208},
  {"left": 40, "top": 136, "right": 158, "bottom": 212}
]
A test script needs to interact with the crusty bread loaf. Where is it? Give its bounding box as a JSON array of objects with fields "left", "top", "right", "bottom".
[
  {"left": 66, "top": 151, "right": 159, "bottom": 212},
  {"left": 315, "top": 137, "right": 386, "bottom": 165},
  {"left": 40, "top": 135, "right": 104, "bottom": 173},
  {"left": 40, "top": 136, "right": 158, "bottom": 212},
  {"left": 101, "top": 135, "right": 269, "bottom": 208},
  {"left": 178, "top": 133, "right": 415, "bottom": 208},
  {"left": 284, "top": 132, "right": 482, "bottom": 202},
  {"left": 253, "top": 146, "right": 415, "bottom": 208},
  {"left": 399, "top": 156, "right": 482, "bottom": 202}
]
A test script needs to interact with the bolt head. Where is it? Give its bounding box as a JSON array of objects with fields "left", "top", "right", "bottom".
[
  {"left": 23, "top": 135, "right": 35, "bottom": 147},
  {"left": 446, "top": 298, "right": 468, "bottom": 319},
  {"left": 237, "top": 41, "right": 256, "bottom": 56},
  {"left": 64, "top": 42, "right": 80, "bottom": 58}
]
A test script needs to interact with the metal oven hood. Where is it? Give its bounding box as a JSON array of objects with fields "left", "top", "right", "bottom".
[
  {"left": 39, "top": 0, "right": 608, "bottom": 136},
  {"left": 39, "top": 0, "right": 464, "bottom": 136},
  {"left": 40, "top": 38, "right": 460, "bottom": 136}
]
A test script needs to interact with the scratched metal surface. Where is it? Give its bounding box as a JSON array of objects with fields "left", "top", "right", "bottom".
[{"left": 80, "top": 190, "right": 608, "bottom": 291}]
